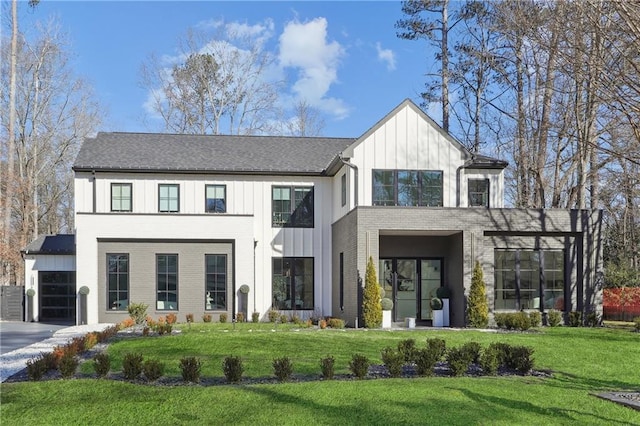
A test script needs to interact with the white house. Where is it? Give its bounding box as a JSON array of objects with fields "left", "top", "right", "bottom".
[{"left": 24, "top": 99, "right": 603, "bottom": 326}]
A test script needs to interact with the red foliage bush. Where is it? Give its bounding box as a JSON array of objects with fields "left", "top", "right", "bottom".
[{"left": 603, "top": 288, "right": 640, "bottom": 321}]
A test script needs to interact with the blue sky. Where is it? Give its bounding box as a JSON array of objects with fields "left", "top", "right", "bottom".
[{"left": 15, "top": 1, "right": 439, "bottom": 137}]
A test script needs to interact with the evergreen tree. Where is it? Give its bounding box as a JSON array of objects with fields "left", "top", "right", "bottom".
[
  {"left": 362, "top": 256, "right": 382, "bottom": 328},
  {"left": 467, "top": 261, "right": 489, "bottom": 328}
]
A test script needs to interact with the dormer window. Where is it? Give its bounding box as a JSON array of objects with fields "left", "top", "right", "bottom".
[
  {"left": 468, "top": 179, "right": 489, "bottom": 207},
  {"left": 372, "top": 170, "right": 443, "bottom": 207}
]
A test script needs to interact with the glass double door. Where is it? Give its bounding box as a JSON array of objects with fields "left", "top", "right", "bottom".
[{"left": 379, "top": 258, "right": 442, "bottom": 322}]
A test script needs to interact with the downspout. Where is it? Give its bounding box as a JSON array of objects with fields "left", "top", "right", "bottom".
[
  {"left": 91, "top": 170, "right": 96, "bottom": 213},
  {"left": 456, "top": 156, "right": 475, "bottom": 207},
  {"left": 338, "top": 154, "right": 358, "bottom": 207}
]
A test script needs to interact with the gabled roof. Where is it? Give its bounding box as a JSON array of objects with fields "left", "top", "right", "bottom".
[
  {"left": 73, "top": 132, "right": 355, "bottom": 176},
  {"left": 22, "top": 234, "right": 75, "bottom": 255}
]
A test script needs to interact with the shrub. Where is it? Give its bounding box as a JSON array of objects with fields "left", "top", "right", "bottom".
[
  {"left": 467, "top": 261, "right": 489, "bottom": 328},
  {"left": 219, "top": 313, "right": 228, "bottom": 323},
  {"left": 446, "top": 347, "right": 472, "bottom": 376},
  {"left": 505, "top": 346, "right": 535, "bottom": 373},
  {"left": 634, "top": 316, "right": 640, "bottom": 332},
  {"left": 529, "top": 311, "right": 542, "bottom": 328},
  {"left": 186, "top": 313, "right": 194, "bottom": 323},
  {"left": 119, "top": 317, "right": 135, "bottom": 329},
  {"left": 252, "top": 312, "right": 260, "bottom": 323},
  {"left": 430, "top": 297, "right": 443, "bottom": 311},
  {"left": 165, "top": 313, "right": 177, "bottom": 325},
  {"left": 320, "top": 356, "right": 335, "bottom": 380},
  {"left": 65, "top": 337, "right": 85, "bottom": 357},
  {"left": 223, "top": 356, "right": 244, "bottom": 383},
  {"left": 494, "top": 313, "right": 507, "bottom": 328},
  {"left": 143, "top": 359, "right": 164, "bottom": 381},
  {"left": 202, "top": 314, "right": 212, "bottom": 323},
  {"left": 179, "top": 357, "right": 202, "bottom": 383},
  {"left": 236, "top": 312, "right": 245, "bottom": 323},
  {"left": 548, "top": 309, "right": 562, "bottom": 327},
  {"left": 142, "top": 326, "right": 150, "bottom": 336},
  {"left": 268, "top": 310, "right": 279, "bottom": 323},
  {"left": 397, "top": 339, "right": 417, "bottom": 363},
  {"left": 93, "top": 353, "right": 111, "bottom": 378},
  {"left": 154, "top": 322, "right": 172, "bottom": 335},
  {"left": 479, "top": 344, "right": 501, "bottom": 375},
  {"left": 41, "top": 350, "right": 61, "bottom": 370},
  {"left": 381, "top": 347, "right": 405, "bottom": 378},
  {"left": 84, "top": 332, "right": 98, "bottom": 350},
  {"left": 460, "top": 341, "right": 482, "bottom": 364},
  {"left": 127, "top": 302, "right": 149, "bottom": 325},
  {"left": 426, "top": 338, "right": 447, "bottom": 360},
  {"left": 568, "top": 311, "right": 582, "bottom": 327},
  {"left": 122, "top": 352, "right": 143, "bottom": 380},
  {"left": 290, "top": 313, "right": 302, "bottom": 325},
  {"left": 280, "top": 314, "right": 289, "bottom": 324},
  {"left": 319, "top": 319, "right": 327, "bottom": 329},
  {"left": 273, "top": 357, "right": 293, "bottom": 382},
  {"left": 381, "top": 297, "right": 394, "bottom": 311},
  {"left": 327, "top": 318, "right": 345, "bottom": 329},
  {"left": 487, "top": 342, "right": 510, "bottom": 366},
  {"left": 59, "top": 354, "right": 78, "bottom": 379},
  {"left": 26, "top": 357, "right": 48, "bottom": 381},
  {"left": 349, "top": 353, "right": 370, "bottom": 379},
  {"left": 414, "top": 347, "right": 440, "bottom": 376},
  {"left": 362, "top": 256, "right": 382, "bottom": 328},
  {"left": 585, "top": 311, "right": 599, "bottom": 327},
  {"left": 512, "top": 312, "right": 531, "bottom": 330}
]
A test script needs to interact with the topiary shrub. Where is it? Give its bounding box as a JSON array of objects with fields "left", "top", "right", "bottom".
[
  {"left": 179, "top": 357, "right": 202, "bottom": 383},
  {"left": 320, "top": 355, "right": 335, "bottom": 380},
  {"left": 143, "top": 359, "right": 164, "bottom": 381},
  {"left": 380, "top": 347, "right": 404, "bottom": 378},
  {"left": 446, "top": 346, "right": 473, "bottom": 376},
  {"left": 273, "top": 357, "right": 293, "bottom": 382},
  {"left": 529, "top": 311, "right": 542, "bottom": 328},
  {"left": 568, "top": 311, "right": 582, "bottom": 327},
  {"left": 127, "top": 302, "right": 148, "bottom": 325},
  {"left": 414, "top": 346, "right": 440, "bottom": 376},
  {"left": 219, "top": 313, "right": 228, "bottom": 323},
  {"left": 381, "top": 297, "right": 394, "bottom": 311},
  {"left": 426, "top": 338, "right": 447, "bottom": 360},
  {"left": 202, "top": 314, "right": 212, "bottom": 323},
  {"left": 236, "top": 312, "right": 245, "bottom": 323},
  {"left": 547, "top": 309, "right": 562, "bottom": 327},
  {"left": 430, "top": 297, "right": 443, "bottom": 311},
  {"left": 26, "top": 357, "right": 48, "bottom": 381},
  {"left": 479, "top": 344, "right": 501, "bottom": 375},
  {"left": 252, "top": 312, "right": 260, "bottom": 323},
  {"left": 362, "top": 257, "right": 382, "bottom": 328},
  {"left": 58, "top": 354, "right": 78, "bottom": 379},
  {"left": 349, "top": 353, "right": 370, "bottom": 379},
  {"left": 397, "top": 339, "right": 417, "bottom": 363},
  {"left": 467, "top": 261, "right": 489, "bottom": 328},
  {"left": 93, "top": 353, "right": 111, "bottom": 378},
  {"left": 122, "top": 352, "right": 144, "bottom": 380},
  {"left": 223, "top": 355, "right": 244, "bottom": 383},
  {"left": 513, "top": 312, "right": 531, "bottom": 331},
  {"left": 494, "top": 312, "right": 507, "bottom": 328},
  {"left": 436, "top": 286, "right": 451, "bottom": 299}
]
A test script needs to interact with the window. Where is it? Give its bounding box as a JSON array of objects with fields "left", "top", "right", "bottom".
[
  {"left": 341, "top": 174, "right": 347, "bottom": 207},
  {"left": 205, "top": 184, "right": 226, "bottom": 213},
  {"left": 372, "top": 170, "right": 443, "bottom": 207},
  {"left": 494, "top": 249, "right": 564, "bottom": 311},
  {"left": 111, "top": 183, "right": 132, "bottom": 212},
  {"left": 156, "top": 254, "right": 178, "bottom": 310},
  {"left": 107, "top": 254, "right": 128, "bottom": 310},
  {"left": 272, "top": 186, "right": 314, "bottom": 227},
  {"left": 205, "top": 255, "right": 227, "bottom": 310},
  {"left": 272, "top": 257, "right": 314, "bottom": 310},
  {"left": 158, "top": 184, "right": 179, "bottom": 212},
  {"left": 468, "top": 179, "right": 489, "bottom": 207}
]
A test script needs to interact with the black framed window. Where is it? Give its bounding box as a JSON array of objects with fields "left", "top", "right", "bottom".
[
  {"left": 111, "top": 183, "right": 132, "bottom": 212},
  {"left": 205, "top": 254, "right": 227, "bottom": 310},
  {"left": 158, "top": 184, "right": 179, "bottom": 212},
  {"left": 272, "top": 257, "right": 314, "bottom": 310},
  {"left": 107, "top": 254, "right": 129, "bottom": 310},
  {"left": 341, "top": 173, "right": 347, "bottom": 207},
  {"left": 272, "top": 186, "right": 314, "bottom": 227},
  {"left": 468, "top": 178, "right": 489, "bottom": 207},
  {"left": 494, "top": 249, "right": 564, "bottom": 311},
  {"left": 373, "top": 170, "right": 443, "bottom": 207},
  {"left": 157, "top": 254, "right": 178, "bottom": 310},
  {"left": 205, "top": 184, "right": 226, "bottom": 213}
]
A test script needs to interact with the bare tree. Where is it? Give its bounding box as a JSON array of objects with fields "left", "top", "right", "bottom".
[{"left": 281, "top": 99, "right": 326, "bottom": 137}]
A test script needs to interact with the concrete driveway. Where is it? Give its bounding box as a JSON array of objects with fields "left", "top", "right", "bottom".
[{"left": 0, "top": 321, "right": 68, "bottom": 355}]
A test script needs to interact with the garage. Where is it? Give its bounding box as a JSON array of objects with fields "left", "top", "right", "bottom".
[{"left": 39, "top": 271, "right": 76, "bottom": 322}]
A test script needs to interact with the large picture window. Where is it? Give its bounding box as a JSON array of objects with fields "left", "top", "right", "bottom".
[
  {"left": 272, "top": 257, "right": 314, "bottom": 310},
  {"left": 373, "top": 170, "right": 443, "bottom": 207},
  {"left": 111, "top": 183, "right": 132, "bottom": 212},
  {"left": 205, "top": 184, "right": 226, "bottom": 213},
  {"left": 205, "top": 254, "right": 227, "bottom": 310},
  {"left": 494, "top": 249, "right": 564, "bottom": 311},
  {"left": 107, "top": 254, "right": 129, "bottom": 310},
  {"left": 158, "top": 184, "right": 179, "bottom": 212},
  {"left": 468, "top": 179, "right": 489, "bottom": 207},
  {"left": 272, "top": 186, "right": 314, "bottom": 227},
  {"left": 157, "top": 254, "right": 178, "bottom": 310}
]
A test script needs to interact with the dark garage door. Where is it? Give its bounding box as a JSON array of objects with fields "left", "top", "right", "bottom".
[{"left": 39, "top": 271, "right": 76, "bottom": 323}]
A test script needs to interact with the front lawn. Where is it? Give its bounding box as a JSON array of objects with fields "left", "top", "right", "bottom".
[{"left": 2, "top": 325, "right": 639, "bottom": 425}]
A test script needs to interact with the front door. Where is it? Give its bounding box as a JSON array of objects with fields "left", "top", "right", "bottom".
[{"left": 379, "top": 258, "right": 443, "bottom": 323}]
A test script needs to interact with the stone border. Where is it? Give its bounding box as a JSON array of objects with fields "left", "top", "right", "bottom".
[{"left": 595, "top": 392, "right": 640, "bottom": 411}]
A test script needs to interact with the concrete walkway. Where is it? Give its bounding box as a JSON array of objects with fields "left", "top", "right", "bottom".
[{"left": 0, "top": 323, "right": 114, "bottom": 383}]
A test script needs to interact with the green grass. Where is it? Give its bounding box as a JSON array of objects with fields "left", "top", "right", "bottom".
[{"left": 2, "top": 325, "right": 639, "bottom": 425}]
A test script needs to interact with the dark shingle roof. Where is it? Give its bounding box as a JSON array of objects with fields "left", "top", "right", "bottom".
[
  {"left": 73, "top": 132, "right": 356, "bottom": 175},
  {"left": 465, "top": 154, "right": 509, "bottom": 169},
  {"left": 22, "top": 234, "right": 75, "bottom": 255}
]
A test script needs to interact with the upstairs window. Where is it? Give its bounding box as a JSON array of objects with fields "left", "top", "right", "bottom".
[
  {"left": 341, "top": 173, "right": 347, "bottom": 207},
  {"left": 468, "top": 179, "right": 489, "bottom": 207},
  {"left": 205, "top": 184, "right": 226, "bottom": 213},
  {"left": 158, "top": 184, "right": 179, "bottom": 213},
  {"left": 372, "top": 170, "right": 443, "bottom": 207},
  {"left": 272, "top": 186, "right": 314, "bottom": 227},
  {"left": 111, "top": 183, "right": 132, "bottom": 212}
]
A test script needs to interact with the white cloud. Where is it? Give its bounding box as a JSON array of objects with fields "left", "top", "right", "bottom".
[
  {"left": 376, "top": 42, "right": 396, "bottom": 71},
  {"left": 278, "top": 17, "right": 348, "bottom": 119}
]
